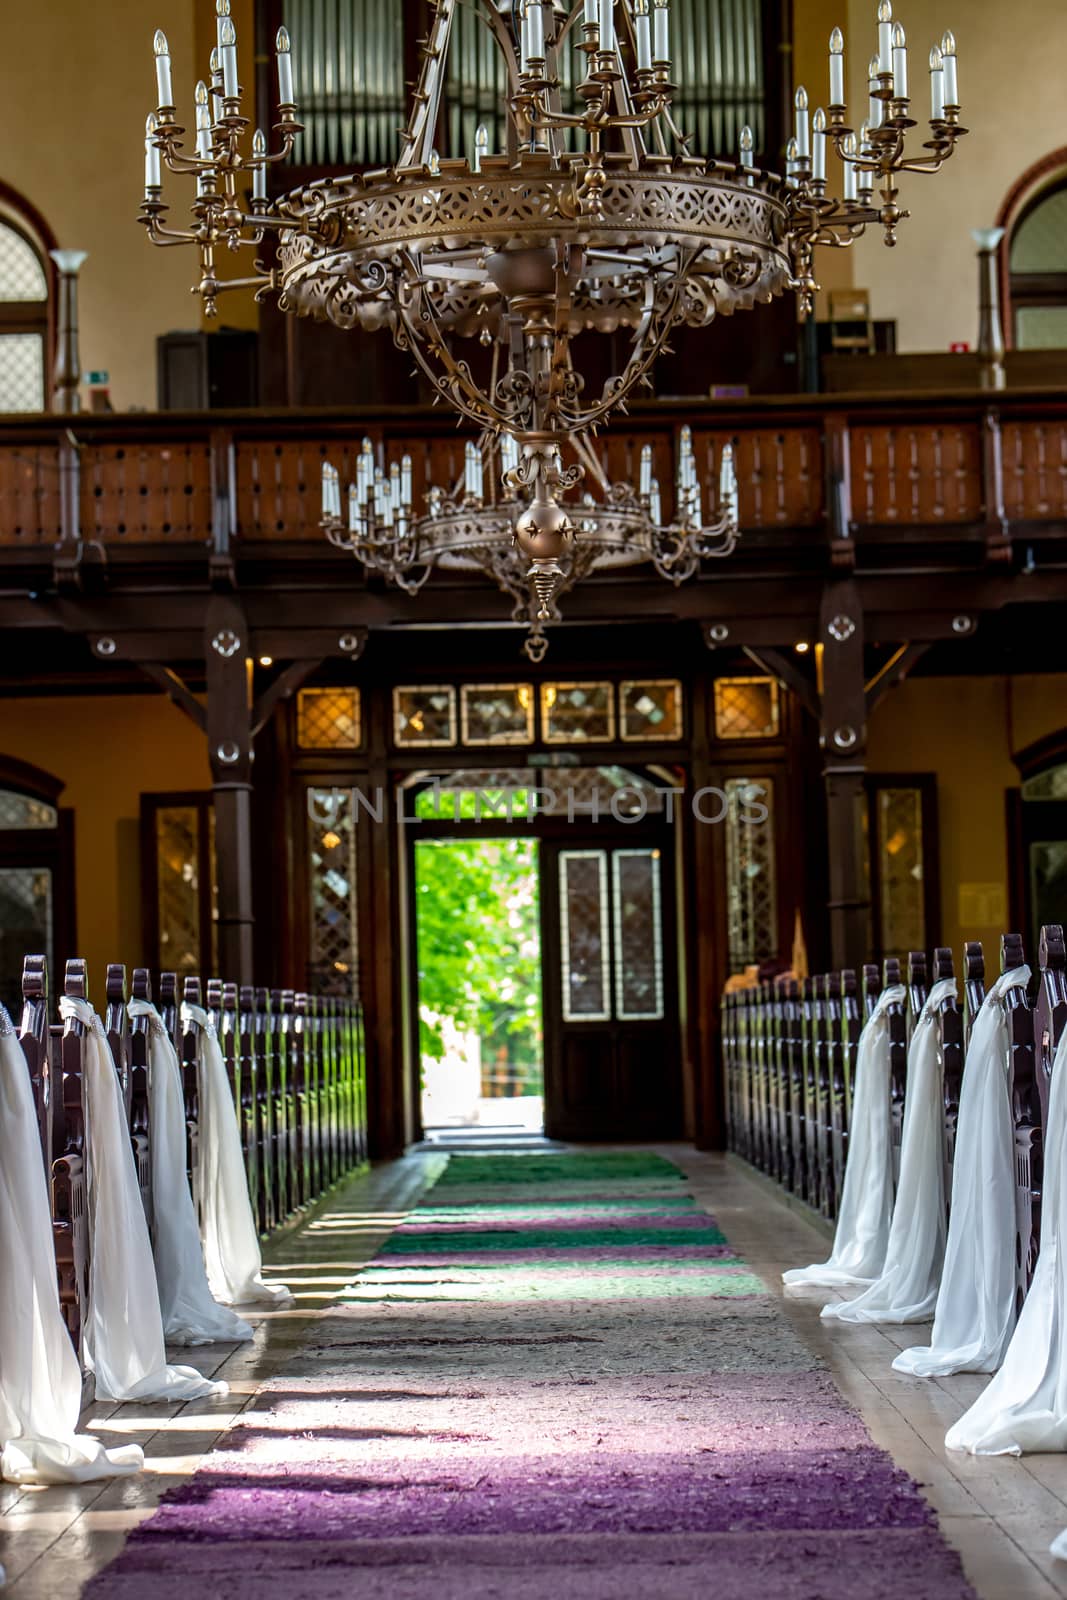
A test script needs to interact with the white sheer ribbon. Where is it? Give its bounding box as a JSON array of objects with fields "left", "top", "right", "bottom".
[
  {"left": 0, "top": 1007, "right": 143, "bottom": 1484},
  {"left": 947, "top": 1024, "right": 1067, "bottom": 1460},
  {"left": 894, "top": 966, "right": 1029, "bottom": 1377},
  {"left": 58, "top": 996, "right": 228, "bottom": 1403},
  {"left": 182, "top": 1002, "right": 293, "bottom": 1309},
  {"left": 822, "top": 977, "right": 957, "bottom": 1325},
  {"left": 128, "top": 999, "right": 253, "bottom": 1347},
  {"left": 783, "top": 984, "right": 905, "bottom": 1290}
]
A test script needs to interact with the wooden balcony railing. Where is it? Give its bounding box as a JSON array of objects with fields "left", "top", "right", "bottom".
[{"left": 0, "top": 390, "right": 1065, "bottom": 561}]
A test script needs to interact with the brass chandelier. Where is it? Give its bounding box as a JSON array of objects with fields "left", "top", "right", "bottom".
[
  {"left": 141, "top": 0, "right": 966, "bottom": 622},
  {"left": 319, "top": 424, "right": 739, "bottom": 660}
]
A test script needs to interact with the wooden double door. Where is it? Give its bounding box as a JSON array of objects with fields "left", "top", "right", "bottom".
[{"left": 540, "top": 828, "right": 681, "bottom": 1142}]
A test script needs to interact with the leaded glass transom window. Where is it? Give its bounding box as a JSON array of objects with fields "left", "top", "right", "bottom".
[
  {"left": 0, "top": 867, "right": 52, "bottom": 1019},
  {"left": 714, "top": 677, "right": 780, "bottom": 741},
  {"left": 307, "top": 787, "right": 358, "bottom": 996},
  {"left": 0, "top": 790, "right": 57, "bottom": 829},
  {"left": 461, "top": 684, "right": 534, "bottom": 746},
  {"left": 559, "top": 850, "right": 611, "bottom": 1022},
  {"left": 724, "top": 778, "right": 777, "bottom": 972},
  {"left": 297, "top": 687, "right": 362, "bottom": 750},
  {"left": 1023, "top": 763, "right": 1067, "bottom": 801},
  {"left": 394, "top": 686, "right": 457, "bottom": 748},
  {"left": 0, "top": 219, "right": 47, "bottom": 415},
  {"left": 153, "top": 802, "right": 217, "bottom": 974},
  {"left": 542, "top": 682, "right": 615, "bottom": 744},
  {"left": 620, "top": 680, "right": 684, "bottom": 742}
]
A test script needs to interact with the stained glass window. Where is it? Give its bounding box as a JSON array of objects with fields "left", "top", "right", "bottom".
[
  {"left": 874, "top": 787, "right": 926, "bottom": 958},
  {"left": 394, "top": 686, "right": 457, "bottom": 748},
  {"left": 724, "top": 777, "right": 777, "bottom": 971},
  {"left": 559, "top": 850, "right": 611, "bottom": 1022},
  {"left": 620, "top": 680, "right": 684, "bottom": 742},
  {"left": 1023, "top": 764, "right": 1067, "bottom": 801},
  {"left": 714, "top": 677, "right": 780, "bottom": 741},
  {"left": 542, "top": 682, "right": 615, "bottom": 744},
  {"left": 297, "top": 687, "right": 362, "bottom": 750},
  {"left": 613, "top": 849, "right": 664, "bottom": 1020},
  {"left": 0, "top": 866, "right": 52, "bottom": 1021},
  {"left": 461, "top": 684, "right": 534, "bottom": 746},
  {"left": 156, "top": 806, "right": 202, "bottom": 972},
  {"left": 307, "top": 787, "right": 359, "bottom": 996},
  {"left": 0, "top": 791, "right": 57, "bottom": 829}
]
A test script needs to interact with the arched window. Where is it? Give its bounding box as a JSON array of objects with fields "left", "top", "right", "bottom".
[{"left": 1009, "top": 177, "right": 1067, "bottom": 350}]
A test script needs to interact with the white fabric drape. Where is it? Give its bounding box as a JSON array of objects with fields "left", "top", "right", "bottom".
[
  {"left": 128, "top": 999, "right": 254, "bottom": 1347},
  {"left": 183, "top": 1003, "right": 293, "bottom": 1309},
  {"left": 894, "top": 966, "right": 1029, "bottom": 1378},
  {"left": 58, "top": 997, "right": 228, "bottom": 1404},
  {"left": 0, "top": 1007, "right": 143, "bottom": 1485},
  {"left": 947, "top": 1024, "right": 1067, "bottom": 1458},
  {"left": 822, "top": 977, "right": 957, "bottom": 1325},
  {"left": 783, "top": 984, "right": 905, "bottom": 1290}
]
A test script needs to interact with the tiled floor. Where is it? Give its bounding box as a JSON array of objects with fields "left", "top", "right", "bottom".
[{"left": 2, "top": 1147, "right": 1066, "bottom": 1600}]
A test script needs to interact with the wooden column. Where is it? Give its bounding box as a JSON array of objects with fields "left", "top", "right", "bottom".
[
  {"left": 205, "top": 594, "right": 255, "bottom": 986},
  {"left": 819, "top": 579, "right": 870, "bottom": 972}
]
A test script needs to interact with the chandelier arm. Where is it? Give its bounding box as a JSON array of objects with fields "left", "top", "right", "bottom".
[
  {"left": 399, "top": 0, "right": 457, "bottom": 171},
  {"left": 394, "top": 279, "right": 512, "bottom": 433}
]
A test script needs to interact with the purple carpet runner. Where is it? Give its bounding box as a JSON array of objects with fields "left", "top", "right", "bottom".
[{"left": 86, "top": 1151, "right": 976, "bottom": 1598}]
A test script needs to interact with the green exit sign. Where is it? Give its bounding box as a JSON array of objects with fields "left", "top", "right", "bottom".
[{"left": 84, "top": 370, "right": 109, "bottom": 385}]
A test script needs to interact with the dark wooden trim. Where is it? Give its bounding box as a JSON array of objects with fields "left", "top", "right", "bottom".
[
  {"left": 0, "top": 752, "right": 66, "bottom": 804},
  {"left": 1012, "top": 725, "right": 1067, "bottom": 781}
]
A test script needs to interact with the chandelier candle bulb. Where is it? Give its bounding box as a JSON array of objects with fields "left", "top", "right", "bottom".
[
  {"left": 153, "top": 30, "right": 173, "bottom": 110},
  {"left": 144, "top": 114, "right": 161, "bottom": 193},
  {"left": 829, "top": 28, "right": 845, "bottom": 106},
  {"left": 877, "top": 0, "right": 893, "bottom": 72},
  {"left": 276, "top": 27, "right": 293, "bottom": 106},
  {"left": 195, "top": 81, "right": 212, "bottom": 160},
  {"left": 868, "top": 55, "right": 883, "bottom": 129},
  {"left": 401, "top": 455, "right": 413, "bottom": 508},
  {"left": 252, "top": 130, "right": 267, "bottom": 202},
  {"left": 216, "top": 0, "right": 230, "bottom": 50},
  {"left": 812, "top": 107, "right": 826, "bottom": 183},
  {"left": 219, "top": 17, "right": 238, "bottom": 99},
  {"left": 719, "top": 443, "right": 735, "bottom": 499},
  {"left": 857, "top": 125, "right": 874, "bottom": 195},
  {"left": 842, "top": 131, "right": 858, "bottom": 200},
  {"left": 634, "top": 0, "right": 652, "bottom": 72},
  {"left": 527, "top": 0, "right": 545, "bottom": 64},
  {"left": 785, "top": 136, "right": 799, "bottom": 186},
  {"left": 892, "top": 24, "right": 908, "bottom": 101},
  {"left": 209, "top": 47, "right": 224, "bottom": 120},
  {"left": 653, "top": 0, "right": 669, "bottom": 66},
  {"left": 941, "top": 31, "right": 958, "bottom": 106},
  {"left": 600, "top": 0, "right": 615, "bottom": 55},
  {"left": 929, "top": 44, "right": 945, "bottom": 118},
  {"left": 793, "top": 85, "right": 809, "bottom": 160},
  {"left": 649, "top": 478, "right": 661, "bottom": 526},
  {"left": 473, "top": 122, "right": 488, "bottom": 172}
]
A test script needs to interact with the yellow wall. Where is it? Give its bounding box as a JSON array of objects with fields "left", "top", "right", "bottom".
[
  {"left": 2, "top": 0, "right": 257, "bottom": 411},
  {"left": 868, "top": 673, "right": 1067, "bottom": 962},
  {"left": 0, "top": 694, "right": 211, "bottom": 995}
]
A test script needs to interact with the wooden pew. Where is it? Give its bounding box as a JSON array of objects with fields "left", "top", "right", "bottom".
[
  {"left": 238, "top": 984, "right": 270, "bottom": 1234},
  {"left": 783, "top": 977, "right": 806, "bottom": 1200},
  {"left": 824, "top": 971, "right": 844, "bottom": 1220},
  {"left": 354, "top": 998, "right": 369, "bottom": 1165},
  {"left": 801, "top": 978, "right": 823, "bottom": 1213},
  {"left": 19, "top": 953, "right": 52, "bottom": 1180},
  {"left": 933, "top": 947, "right": 964, "bottom": 1205},
  {"left": 767, "top": 978, "right": 788, "bottom": 1187},
  {"left": 180, "top": 977, "right": 206, "bottom": 1218},
  {"left": 963, "top": 941, "right": 986, "bottom": 1047},
  {"left": 838, "top": 967, "right": 861, "bottom": 1189},
  {"left": 1002, "top": 933, "right": 1039, "bottom": 1305},
  {"left": 53, "top": 959, "right": 91, "bottom": 1355},
  {"left": 128, "top": 968, "right": 156, "bottom": 1227}
]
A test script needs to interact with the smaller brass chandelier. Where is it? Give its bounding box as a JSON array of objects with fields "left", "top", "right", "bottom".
[{"left": 320, "top": 428, "right": 739, "bottom": 662}]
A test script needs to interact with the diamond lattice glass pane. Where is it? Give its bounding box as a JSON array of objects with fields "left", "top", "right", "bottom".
[
  {"left": 620, "top": 680, "right": 684, "bottom": 742},
  {"left": 0, "top": 866, "right": 52, "bottom": 1021},
  {"left": 414, "top": 770, "right": 535, "bottom": 821},
  {"left": 308, "top": 787, "right": 358, "bottom": 997},
  {"left": 714, "top": 677, "right": 780, "bottom": 741},
  {"left": 0, "top": 223, "right": 47, "bottom": 301},
  {"left": 156, "top": 806, "right": 201, "bottom": 972},
  {"left": 393, "top": 686, "right": 457, "bottom": 748},
  {"left": 1023, "top": 764, "right": 1067, "bottom": 801},
  {"left": 613, "top": 850, "right": 664, "bottom": 1020},
  {"left": 0, "top": 333, "right": 45, "bottom": 413},
  {"left": 560, "top": 851, "right": 611, "bottom": 1022},
  {"left": 542, "top": 682, "right": 615, "bottom": 744},
  {"left": 297, "top": 687, "right": 362, "bottom": 750},
  {"left": 725, "top": 778, "right": 777, "bottom": 972},
  {"left": 876, "top": 788, "right": 925, "bottom": 958},
  {"left": 0, "top": 790, "right": 57, "bottom": 829},
  {"left": 460, "top": 684, "right": 534, "bottom": 745}
]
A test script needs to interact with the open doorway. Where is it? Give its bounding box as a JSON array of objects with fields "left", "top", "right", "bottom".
[{"left": 413, "top": 835, "right": 544, "bottom": 1135}]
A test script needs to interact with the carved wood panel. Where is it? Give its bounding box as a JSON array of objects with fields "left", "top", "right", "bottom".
[
  {"left": 691, "top": 426, "right": 823, "bottom": 527},
  {"left": 1002, "top": 420, "right": 1067, "bottom": 521},
  {"left": 0, "top": 442, "right": 62, "bottom": 544},
  {"left": 81, "top": 441, "right": 214, "bottom": 542},
  {"left": 849, "top": 423, "right": 980, "bottom": 525}
]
